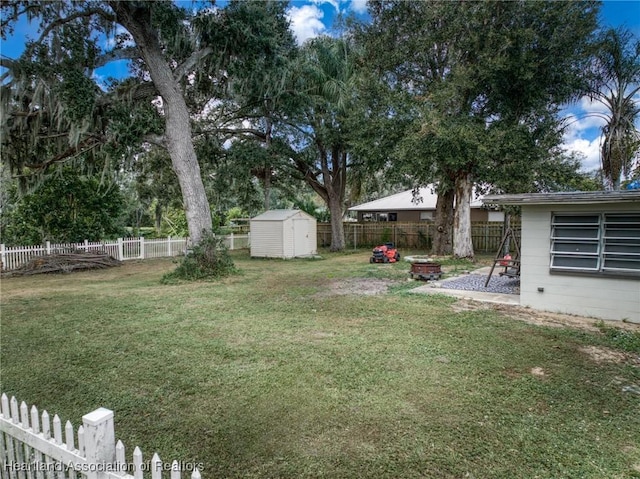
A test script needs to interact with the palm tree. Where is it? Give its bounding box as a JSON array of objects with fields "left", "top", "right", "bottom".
[
  {"left": 285, "top": 37, "right": 360, "bottom": 251},
  {"left": 589, "top": 29, "right": 640, "bottom": 190}
]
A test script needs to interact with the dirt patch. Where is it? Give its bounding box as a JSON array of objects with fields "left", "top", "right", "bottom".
[
  {"left": 579, "top": 345, "right": 640, "bottom": 366},
  {"left": 530, "top": 366, "right": 546, "bottom": 377},
  {"left": 314, "top": 278, "right": 399, "bottom": 297},
  {"left": 454, "top": 300, "right": 640, "bottom": 333}
]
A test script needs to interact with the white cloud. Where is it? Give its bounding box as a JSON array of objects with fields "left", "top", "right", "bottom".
[
  {"left": 287, "top": 5, "right": 326, "bottom": 45},
  {"left": 560, "top": 95, "right": 611, "bottom": 172},
  {"left": 350, "top": 0, "right": 368, "bottom": 14},
  {"left": 563, "top": 136, "right": 602, "bottom": 172},
  {"left": 562, "top": 97, "right": 608, "bottom": 140},
  {"left": 91, "top": 71, "right": 108, "bottom": 91},
  {"left": 311, "top": 0, "right": 341, "bottom": 14}
]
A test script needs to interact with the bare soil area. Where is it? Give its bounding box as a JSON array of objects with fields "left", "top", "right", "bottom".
[
  {"left": 452, "top": 300, "right": 640, "bottom": 332},
  {"left": 315, "top": 278, "right": 400, "bottom": 297}
]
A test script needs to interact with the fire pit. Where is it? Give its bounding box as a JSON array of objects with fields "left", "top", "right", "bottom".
[{"left": 410, "top": 261, "right": 442, "bottom": 281}]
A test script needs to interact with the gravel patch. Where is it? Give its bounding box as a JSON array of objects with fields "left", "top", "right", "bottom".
[{"left": 439, "top": 273, "right": 520, "bottom": 295}]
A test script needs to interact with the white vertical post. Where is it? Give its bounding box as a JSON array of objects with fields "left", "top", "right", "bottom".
[
  {"left": 82, "top": 408, "right": 116, "bottom": 479},
  {"left": 139, "top": 237, "right": 145, "bottom": 260},
  {"left": 46, "top": 241, "right": 51, "bottom": 255},
  {"left": 230, "top": 232, "right": 234, "bottom": 250},
  {"left": 117, "top": 238, "right": 124, "bottom": 261},
  {"left": 84, "top": 239, "right": 89, "bottom": 252},
  {"left": 0, "top": 243, "right": 5, "bottom": 271},
  {"left": 168, "top": 236, "right": 172, "bottom": 256}
]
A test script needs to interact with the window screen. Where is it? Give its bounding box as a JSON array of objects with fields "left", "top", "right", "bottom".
[
  {"left": 603, "top": 214, "right": 640, "bottom": 273},
  {"left": 550, "top": 213, "right": 640, "bottom": 275},
  {"left": 551, "top": 215, "right": 600, "bottom": 271}
]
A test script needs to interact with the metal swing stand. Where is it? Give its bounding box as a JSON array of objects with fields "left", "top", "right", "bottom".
[{"left": 485, "top": 227, "right": 521, "bottom": 287}]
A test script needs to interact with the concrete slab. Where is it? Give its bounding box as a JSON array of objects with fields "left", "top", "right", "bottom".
[
  {"left": 410, "top": 284, "right": 520, "bottom": 305},
  {"left": 410, "top": 266, "right": 520, "bottom": 306}
]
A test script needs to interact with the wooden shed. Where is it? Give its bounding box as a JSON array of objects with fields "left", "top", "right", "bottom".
[{"left": 250, "top": 210, "right": 317, "bottom": 259}]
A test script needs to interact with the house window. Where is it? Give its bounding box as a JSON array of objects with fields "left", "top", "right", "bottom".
[
  {"left": 603, "top": 214, "right": 640, "bottom": 273},
  {"left": 420, "top": 211, "right": 433, "bottom": 221},
  {"left": 550, "top": 213, "right": 640, "bottom": 275},
  {"left": 388, "top": 212, "right": 398, "bottom": 222}
]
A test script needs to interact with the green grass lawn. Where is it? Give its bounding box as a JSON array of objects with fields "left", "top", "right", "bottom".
[{"left": 1, "top": 250, "right": 639, "bottom": 478}]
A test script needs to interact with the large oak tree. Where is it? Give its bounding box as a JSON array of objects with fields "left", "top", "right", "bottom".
[
  {"left": 357, "top": 0, "right": 599, "bottom": 257},
  {"left": 1, "top": 0, "right": 292, "bottom": 245}
]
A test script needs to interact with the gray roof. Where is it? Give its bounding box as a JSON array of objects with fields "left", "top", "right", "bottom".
[
  {"left": 251, "top": 209, "right": 315, "bottom": 221},
  {"left": 482, "top": 190, "right": 640, "bottom": 206},
  {"left": 349, "top": 186, "right": 484, "bottom": 211}
]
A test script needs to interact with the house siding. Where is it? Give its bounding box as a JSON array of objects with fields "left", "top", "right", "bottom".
[{"left": 521, "top": 204, "right": 640, "bottom": 323}]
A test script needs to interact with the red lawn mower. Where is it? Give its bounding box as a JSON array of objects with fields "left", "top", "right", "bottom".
[{"left": 370, "top": 242, "right": 400, "bottom": 263}]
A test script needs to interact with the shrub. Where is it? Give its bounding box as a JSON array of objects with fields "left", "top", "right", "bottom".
[{"left": 161, "top": 233, "right": 237, "bottom": 283}]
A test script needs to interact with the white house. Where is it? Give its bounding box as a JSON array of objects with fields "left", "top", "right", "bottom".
[
  {"left": 349, "top": 187, "right": 504, "bottom": 223},
  {"left": 250, "top": 210, "right": 317, "bottom": 259},
  {"left": 483, "top": 190, "right": 640, "bottom": 323}
]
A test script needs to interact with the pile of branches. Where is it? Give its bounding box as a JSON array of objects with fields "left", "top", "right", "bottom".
[{"left": 4, "top": 251, "right": 121, "bottom": 277}]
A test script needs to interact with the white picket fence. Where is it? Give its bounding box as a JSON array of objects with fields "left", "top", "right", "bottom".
[
  {"left": 0, "top": 392, "right": 202, "bottom": 479},
  {"left": 0, "top": 234, "right": 250, "bottom": 272}
]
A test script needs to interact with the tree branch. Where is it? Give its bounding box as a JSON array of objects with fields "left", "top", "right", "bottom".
[
  {"left": 37, "top": 7, "right": 117, "bottom": 44},
  {"left": 0, "top": 57, "right": 16, "bottom": 69},
  {"left": 24, "top": 135, "right": 106, "bottom": 171},
  {"left": 142, "top": 133, "right": 166, "bottom": 149},
  {"left": 94, "top": 47, "right": 140, "bottom": 69},
  {"left": 217, "top": 128, "right": 267, "bottom": 140},
  {"left": 174, "top": 47, "right": 213, "bottom": 83}
]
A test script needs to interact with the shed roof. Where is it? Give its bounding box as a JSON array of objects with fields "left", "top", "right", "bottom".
[
  {"left": 251, "top": 209, "right": 315, "bottom": 221},
  {"left": 349, "top": 186, "right": 484, "bottom": 212},
  {"left": 482, "top": 190, "right": 640, "bottom": 206}
]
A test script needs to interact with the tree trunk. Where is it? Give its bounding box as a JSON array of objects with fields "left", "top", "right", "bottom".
[
  {"left": 502, "top": 212, "right": 511, "bottom": 256},
  {"left": 328, "top": 194, "right": 345, "bottom": 251},
  {"left": 301, "top": 146, "right": 347, "bottom": 251},
  {"left": 453, "top": 172, "right": 474, "bottom": 259},
  {"left": 263, "top": 168, "right": 271, "bottom": 210},
  {"left": 433, "top": 188, "right": 454, "bottom": 255},
  {"left": 155, "top": 202, "right": 163, "bottom": 233},
  {"left": 110, "top": 3, "right": 212, "bottom": 245},
  {"left": 264, "top": 116, "right": 273, "bottom": 210}
]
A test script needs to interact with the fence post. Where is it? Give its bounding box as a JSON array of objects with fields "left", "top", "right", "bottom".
[
  {"left": 46, "top": 241, "right": 51, "bottom": 255},
  {"left": 82, "top": 408, "right": 116, "bottom": 479},
  {"left": 168, "top": 236, "right": 172, "bottom": 256},
  {"left": 117, "top": 238, "right": 124, "bottom": 261},
  {"left": 0, "top": 244, "right": 4, "bottom": 271},
  {"left": 353, "top": 224, "right": 357, "bottom": 250},
  {"left": 230, "top": 232, "right": 235, "bottom": 250},
  {"left": 139, "top": 237, "right": 145, "bottom": 260}
]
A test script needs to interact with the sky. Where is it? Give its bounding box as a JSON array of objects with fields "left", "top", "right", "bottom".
[
  {"left": 1, "top": 0, "right": 639, "bottom": 174},
  {"left": 560, "top": 0, "right": 640, "bottom": 172}
]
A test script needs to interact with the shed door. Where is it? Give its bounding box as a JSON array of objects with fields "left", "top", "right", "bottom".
[{"left": 293, "top": 218, "right": 310, "bottom": 256}]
